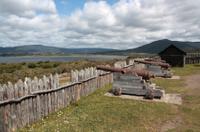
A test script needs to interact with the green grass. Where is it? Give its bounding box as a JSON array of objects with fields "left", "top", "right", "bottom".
[
  {"left": 152, "top": 64, "right": 200, "bottom": 94},
  {"left": 172, "top": 64, "right": 200, "bottom": 76},
  {"left": 152, "top": 78, "right": 186, "bottom": 93},
  {"left": 20, "top": 84, "right": 178, "bottom": 132},
  {"left": 0, "top": 60, "right": 115, "bottom": 84},
  {"left": 20, "top": 64, "right": 200, "bottom": 131},
  {"left": 152, "top": 64, "right": 200, "bottom": 131}
]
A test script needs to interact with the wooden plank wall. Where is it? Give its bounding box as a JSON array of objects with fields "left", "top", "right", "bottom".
[
  {"left": 113, "top": 59, "right": 145, "bottom": 70},
  {"left": 185, "top": 53, "right": 200, "bottom": 64},
  {"left": 185, "top": 58, "right": 200, "bottom": 64},
  {"left": 113, "top": 59, "right": 135, "bottom": 68},
  {"left": 114, "top": 60, "right": 127, "bottom": 68},
  {"left": 0, "top": 67, "right": 113, "bottom": 132}
]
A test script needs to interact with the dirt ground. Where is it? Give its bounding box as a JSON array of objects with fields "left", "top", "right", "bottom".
[
  {"left": 160, "top": 115, "right": 182, "bottom": 132},
  {"left": 185, "top": 74, "right": 200, "bottom": 91},
  {"left": 160, "top": 73, "right": 200, "bottom": 131},
  {"left": 105, "top": 93, "right": 182, "bottom": 105}
]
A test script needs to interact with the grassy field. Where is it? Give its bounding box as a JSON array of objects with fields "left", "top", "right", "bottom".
[
  {"left": 19, "top": 64, "right": 200, "bottom": 132},
  {"left": 0, "top": 60, "right": 115, "bottom": 84},
  {"left": 152, "top": 64, "right": 200, "bottom": 131}
]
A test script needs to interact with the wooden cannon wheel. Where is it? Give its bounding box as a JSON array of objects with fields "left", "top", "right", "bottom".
[{"left": 113, "top": 88, "right": 122, "bottom": 96}]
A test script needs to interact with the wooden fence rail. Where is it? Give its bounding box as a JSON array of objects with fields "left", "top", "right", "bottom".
[
  {"left": 0, "top": 67, "right": 113, "bottom": 132},
  {"left": 185, "top": 57, "right": 200, "bottom": 64}
]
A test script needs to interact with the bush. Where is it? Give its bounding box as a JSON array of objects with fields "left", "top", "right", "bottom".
[
  {"left": 53, "top": 63, "right": 60, "bottom": 68},
  {"left": 0, "top": 63, "right": 22, "bottom": 74},
  {"left": 27, "top": 63, "right": 37, "bottom": 68},
  {"left": 41, "top": 64, "right": 53, "bottom": 69},
  {"left": 21, "top": 62, "right": 26, "bottom": 65}
]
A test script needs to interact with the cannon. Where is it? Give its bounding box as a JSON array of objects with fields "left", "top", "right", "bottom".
[
  {"left": 97, "top": 65, "right": 164, "bottom": 99},
  {"left": 134, "top": 59, "right": 171, "bottom": 69},
  {"left": 134, "top": 60, "right": 172, "bottom": 78},
  {"left": 96, "top": 65, "right": 155, "bottom": 80}
]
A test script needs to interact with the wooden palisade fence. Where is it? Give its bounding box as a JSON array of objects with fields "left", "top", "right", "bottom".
[
  {"left": 185, "top": 53, "right": 200, "bottom": 64},
  {"left": 0, "top": 67, "right": 113, "bottom": 132}
]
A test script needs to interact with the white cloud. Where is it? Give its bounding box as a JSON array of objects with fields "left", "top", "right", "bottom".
[
  {"left": 0, "top": 0, "right": 56, "bottom": 16},
  {"left": 0, "top": 0, "right": 200, "bottom": 49}
]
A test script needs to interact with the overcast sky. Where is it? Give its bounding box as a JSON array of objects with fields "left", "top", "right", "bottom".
[{"left": 0, "top": 0, "right": 200, "bottom": 49}]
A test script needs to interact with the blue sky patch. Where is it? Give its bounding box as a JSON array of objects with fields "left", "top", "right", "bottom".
[{"left": 55, "top": 0, "right": 118, "bottom": 16}]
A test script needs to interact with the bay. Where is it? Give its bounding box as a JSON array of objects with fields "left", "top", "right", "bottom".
[{"left": 0, "top": 55, "right": 127, "bottom": 63}]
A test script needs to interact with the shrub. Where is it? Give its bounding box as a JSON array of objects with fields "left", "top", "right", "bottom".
[
  {"left": 21, "top": 62, "right": 26, "bottom": 65},
  {"left": 41, "top": 64, "right": 53, "bottom": 69},
  {"left": 53, "top": 63, "right": 60, "bottom": 68},
  {"left": 27, "top": 63, "right": 37, "bottom": 68}
]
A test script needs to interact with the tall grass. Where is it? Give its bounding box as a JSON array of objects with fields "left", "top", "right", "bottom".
[{"left": 0, "top": 60, "right": 115, "bottom": 84}]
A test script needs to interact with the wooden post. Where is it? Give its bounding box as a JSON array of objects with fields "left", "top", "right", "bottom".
[
  {"left": 0, "top": 84, "right": 5, "bottom": 131},
  {"left": 8, "top": 82, "right": 17, "bottom": 131}
]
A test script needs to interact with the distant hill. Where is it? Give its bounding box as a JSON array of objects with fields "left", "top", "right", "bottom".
[
  {"left": 0, "top": 45, "right": 116, "bottom": 56},
  {"left": 126, "top": 39, "right": 200, "bottom": 54},
  {"left": 1, "top": 39, "right": 200, "bottom": 56},
  {"left": 110, "top": 39, "right": 200, "bottom": 55}
]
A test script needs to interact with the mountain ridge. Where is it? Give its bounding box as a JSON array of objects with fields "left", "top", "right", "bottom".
[
  {"left": 1, "top": 39, "right": 200, "bottom": 56},
  {"left": 124, "top": 39, "right": 200, "bottom": 54},
  {"left": 0, "top": 45, "right": 117, "bottom": 56}
]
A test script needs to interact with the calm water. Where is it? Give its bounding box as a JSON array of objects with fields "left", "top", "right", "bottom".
[{"left": 0, "top": 55, "right": 127, "bottom": 63}]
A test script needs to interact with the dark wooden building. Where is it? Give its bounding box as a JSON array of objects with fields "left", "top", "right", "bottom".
[{"left": 159, "top": 45, "right": 186, "bottom": 67}]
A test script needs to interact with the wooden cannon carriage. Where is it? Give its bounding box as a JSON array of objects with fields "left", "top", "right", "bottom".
[{"left": 97, "top": 66, "right": 164, "bottom": 99}]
